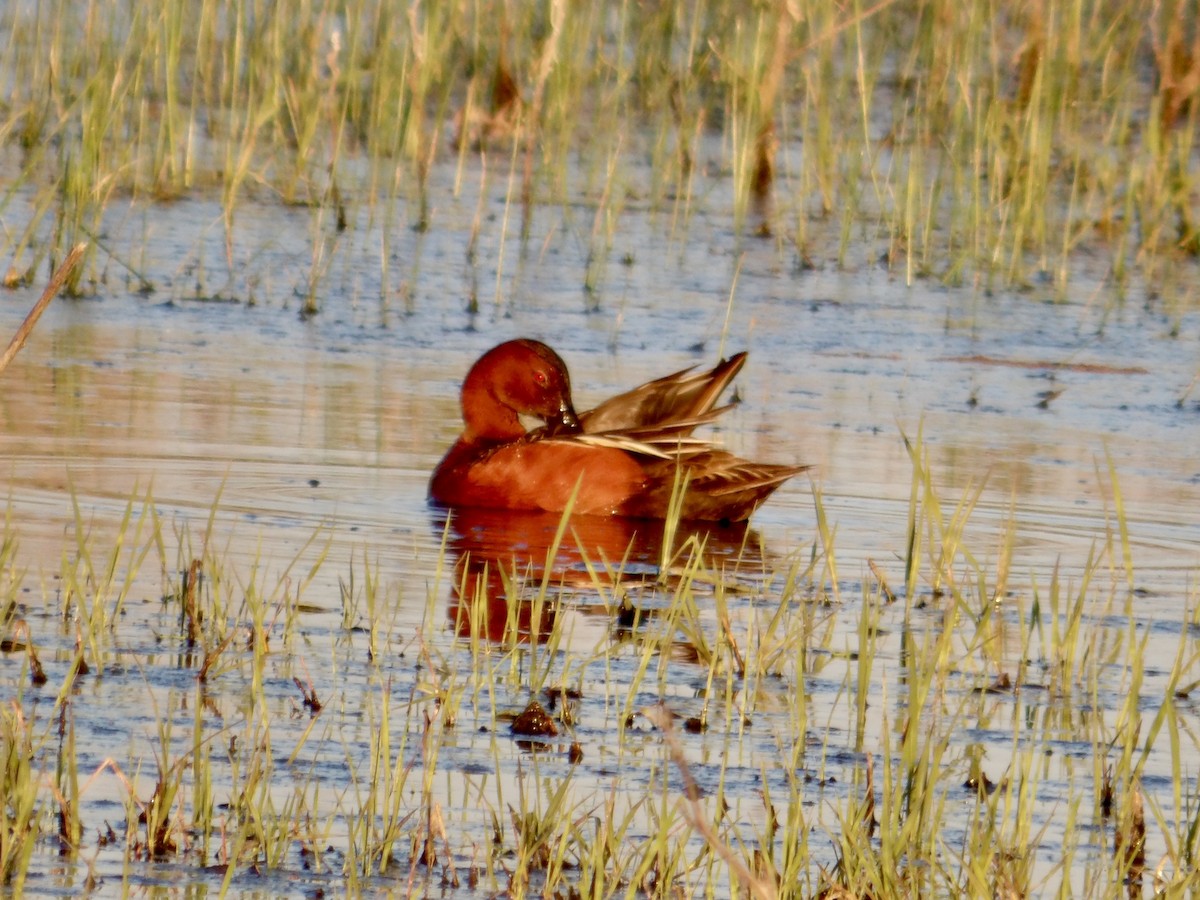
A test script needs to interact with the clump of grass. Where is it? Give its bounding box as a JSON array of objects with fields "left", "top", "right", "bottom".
[
  {"left": 1, "top": 427, "right": 1199, "bottom": 897},
  {"left": 342, "top": 682, "right": 417, "bottom": 879},
  {"left": 0, "top": 701, "right": 40, "bottom": 889},
  {"left": 2, "top": 2, "right": 1197, "bottom": 301}
]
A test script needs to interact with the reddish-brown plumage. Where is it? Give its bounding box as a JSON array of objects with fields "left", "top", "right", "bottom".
[{"left": 429, "top": 339, "right": 805, "bottom": 522}]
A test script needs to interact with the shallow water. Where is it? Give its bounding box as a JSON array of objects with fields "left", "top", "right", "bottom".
[{"left": 2, "top": 154, "right": 1199, "bottom": 895}]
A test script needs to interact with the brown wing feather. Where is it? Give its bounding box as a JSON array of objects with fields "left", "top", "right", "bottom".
[{"left": 578, "top": 353, "right": 747, "bottom": 434}]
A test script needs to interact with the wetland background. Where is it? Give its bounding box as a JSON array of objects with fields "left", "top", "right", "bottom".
[{"left": 1, "top": 0, "right": 1199, "bottom": 896}]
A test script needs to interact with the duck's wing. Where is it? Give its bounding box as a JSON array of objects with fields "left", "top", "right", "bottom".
[
  {"left": 661, "top": 451, "right": 809, "bottom": 521},
  {"left": 578, "top": 352, "right": 747, "bottom": 434},
  {"left": 563, "top": 430, "right": 714, "bottom": 459},
  {"left": 516, "top": 427, "right": 805, "bottom": 521},
  {"left": 681, "top": 452, "right": 809, "bottom": 495}
]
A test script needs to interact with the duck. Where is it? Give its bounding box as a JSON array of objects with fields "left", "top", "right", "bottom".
[{"left": 429, "top": 339, "right": 805, "bottom": 522}]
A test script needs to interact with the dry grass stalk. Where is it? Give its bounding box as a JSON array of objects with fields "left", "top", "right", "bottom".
[
  {"left": 1151, "top": 1, "right": 1200, "bottom": 130},
  {"left": 0, "top": 244, "right": 87, "bottom": 378}
]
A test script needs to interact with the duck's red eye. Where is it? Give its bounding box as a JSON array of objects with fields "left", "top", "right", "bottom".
[{"left": 533, "top": 370, "right": 548, "bottom": 387}]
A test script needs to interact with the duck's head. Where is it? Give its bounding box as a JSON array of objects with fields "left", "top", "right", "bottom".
[{"left": 461, "top": 339, "right": 581, "bottom": 441}]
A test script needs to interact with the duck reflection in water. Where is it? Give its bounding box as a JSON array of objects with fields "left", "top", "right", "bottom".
[{"left": 432, "top": 505, "right": 770, "bottom": 644}]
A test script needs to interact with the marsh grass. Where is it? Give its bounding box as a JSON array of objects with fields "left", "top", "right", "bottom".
[
  {"left": 1, "top": 1, "right": 1196, "bottom": 301},
  {"left": 0, "top": 438, "right": 1198, "bottom": 896}
]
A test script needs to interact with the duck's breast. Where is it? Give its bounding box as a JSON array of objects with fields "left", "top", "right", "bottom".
[{"left": 432, "top": 439, "right": 647, "bottom": 516}]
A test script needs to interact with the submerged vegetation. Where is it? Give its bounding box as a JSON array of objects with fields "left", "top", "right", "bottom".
[
  {"left": 0, "top": 0, "right": 1196, "bottom": 300},
  {"left": 0, "top": 434, "right": 1198, "bottom": 897}
]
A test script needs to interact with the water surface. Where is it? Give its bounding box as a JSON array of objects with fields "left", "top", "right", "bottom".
[{"left": 1, "top": 157, "right": 1199, "bottom": 895}]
